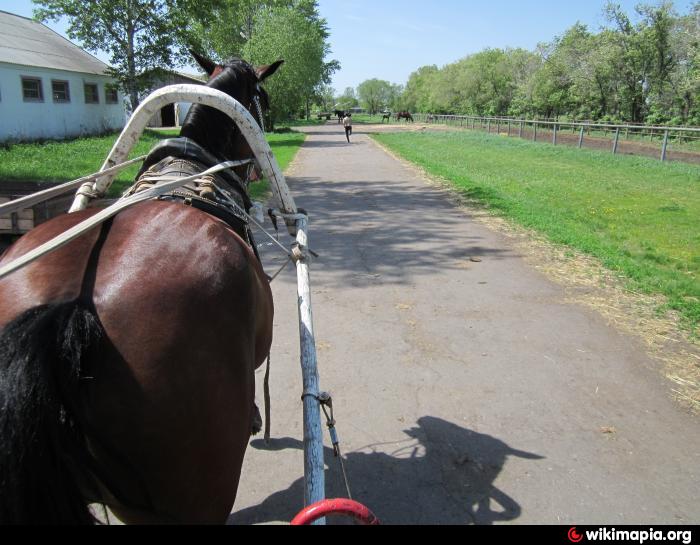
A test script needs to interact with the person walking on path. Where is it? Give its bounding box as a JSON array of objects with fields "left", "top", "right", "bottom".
[{"left": 343, "top": 113, "right": 353, "bottom": 143}]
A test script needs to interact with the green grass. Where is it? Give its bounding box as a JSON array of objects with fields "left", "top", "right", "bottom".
[
  {"left": 251, "top": 130, "right": 305, "bottom": 200},
  {"left": 0, "top": 129, "right": 179, "bottom": 190},
  {"left": 0, "top": 128, "right": 305, "bottom": 201},
  {"left": 373, "top": 130, "right": 700, "bottom": 334}
]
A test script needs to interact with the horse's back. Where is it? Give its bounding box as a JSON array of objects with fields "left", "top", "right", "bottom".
[
  {"left": 0, "top": 200, "right": 273, "bottom": 523},
  {"left": 0, "top": 200, "right": 272, "bottom": 350}
]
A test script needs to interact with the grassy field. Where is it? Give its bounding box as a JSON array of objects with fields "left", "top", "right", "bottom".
[
  {"left": 373, "top": 130, "right": 700, "bottom": 334},
  {"left": 0, "top": 128, "right": 305, "bottom": 200}
]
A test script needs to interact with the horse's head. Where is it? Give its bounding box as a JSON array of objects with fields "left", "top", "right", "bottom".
[{"left": 181, "top": 51, "right": 284, "bottom": 183}]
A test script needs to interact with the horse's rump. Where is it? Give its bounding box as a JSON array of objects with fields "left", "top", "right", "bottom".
[{"left": 0, "top": 200, "right": 273, "bottom": 523}]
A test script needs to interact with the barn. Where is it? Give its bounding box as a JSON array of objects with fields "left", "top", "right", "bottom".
[{"left": 0, "top": 10, "right": 126, "bottom": 142}]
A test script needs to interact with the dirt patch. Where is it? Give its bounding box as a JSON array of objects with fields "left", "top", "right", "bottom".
[
  {"left": 370, "top": 136, "right": 700, "bottom": 413},
  {"left": 355, "top": 122, "right": 458, "bottom": 134},
  {"left": 520, "top": 127, "right": 700, "bottom": 165}
]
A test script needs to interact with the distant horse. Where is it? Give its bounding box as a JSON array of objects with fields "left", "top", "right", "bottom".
[
  {"left": 381, "top": 112, "right": 392, "bottom": 123},
  {"left": 0, "top": 51, "right": 283, "bottom": 524},
  {"left": 396, "top": 111, "right": 414, "bottom": 123},
  {"left": 334, "top": 110, "right": 345, "bottom": 124}
]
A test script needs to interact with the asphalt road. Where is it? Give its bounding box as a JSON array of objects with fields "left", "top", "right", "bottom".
[{"left": 229, "top": 122, "right": 700, "bottom": 525}]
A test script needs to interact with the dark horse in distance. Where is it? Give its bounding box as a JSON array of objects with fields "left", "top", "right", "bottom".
[
  {"left": 396, "top": 111, "right": 414, "bottom": 123},
  {"left": 0, "top": 52, "right": 283, "bottom": 524}
]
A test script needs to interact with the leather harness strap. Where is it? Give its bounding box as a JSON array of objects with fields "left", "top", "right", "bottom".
[
  {"left": 134, "top": 137, "right": 254, "bottom": 211},
  {"left": 124, "top": 139, "right": 263, "bottom": 263}
]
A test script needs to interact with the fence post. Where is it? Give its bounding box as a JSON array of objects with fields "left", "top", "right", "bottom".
[
  {"left": 661, "top": 130, "right": 669, "bottom": 161},
  {"left": 519, "top": 120, "right": 523, "bottom": 138},
  {"left": 508, "top": 121, "right": 511, "bottom": 136},
  {"left": 533, "top": 122, "right": 537, "bottom": 142},
  {"left": 578, "top": 126, "right": 584, "bottom": 148},
  {"left": 612, "top": 128, "right": 620, "bottom": 155},
  {"left": 553, "top": 124, "right": 558, "bottom": 145},
  {"left": 487, "top": 119, "right": 491, "bottom": 133}
]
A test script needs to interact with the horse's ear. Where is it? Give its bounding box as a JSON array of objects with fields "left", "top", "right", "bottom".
[
  {"left": 190, "top": 50, "right": 218, "bottom": 77},
  {"left": 255, "top": 60, "right": 284, "bottom": 82}
]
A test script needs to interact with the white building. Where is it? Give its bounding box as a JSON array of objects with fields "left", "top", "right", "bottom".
[
  {"left": 140, "top": 68, "right": 206, "bottom": 128},
  {"left": 0, "top": 10, "right": 126, "bottom": 142}
]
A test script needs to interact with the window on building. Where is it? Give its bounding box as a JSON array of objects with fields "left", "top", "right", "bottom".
[
  {"left": 84, "top": 83, "right": 99, "bottom": 104},
  {"left": 21, "top": 77, "right": 43, "bottom": 101},
  {"left": 52, "top": 80, "right": 70, "bottom": 102},
  {"left": 105, "top": 85, "right": 119, "bottom": 104}
]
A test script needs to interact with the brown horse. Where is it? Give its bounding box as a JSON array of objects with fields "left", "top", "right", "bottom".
[{"left": 0, "top": 52, "right": 283, "bottom": 524}]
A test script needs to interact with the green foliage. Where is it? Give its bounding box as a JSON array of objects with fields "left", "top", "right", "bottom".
[
  {"left": 356, "top": 79, "right": 398, "bottom": 114},
  {"left": 0, "top": 129, "right": 305, "bottom": 200},
  {"left": 0, "top": 129, "right": 178, "bottom": 191},
  {"left": 33, "top": 0, "right": 216, "bottom": 110},
  {"left": 398, "top": 1, "right": 700, "bottom": 125},
  {"left": 194, "top": 0, "right": 338, "bottom": 123},
  {"left": 335, "top": 87, "right": 359, "bottom": 110}
]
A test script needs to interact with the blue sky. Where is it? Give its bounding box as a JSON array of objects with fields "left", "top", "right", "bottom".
[{"left": 3, "top": 0, "right": 693, "bottom": 93}]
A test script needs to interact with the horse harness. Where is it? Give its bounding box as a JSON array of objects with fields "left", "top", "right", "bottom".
[{"left": 124, "top": 138, "right": 261, "bottom": 261}]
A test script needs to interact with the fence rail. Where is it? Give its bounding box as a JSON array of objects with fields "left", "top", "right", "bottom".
[{"left": 412, "top": 114, "right": 700, "bottom": 163}]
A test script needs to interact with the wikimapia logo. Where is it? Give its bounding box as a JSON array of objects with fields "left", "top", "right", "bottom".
[
  {"left": 567, "top": 527, "right": 693, "bottom": 544},
  {"left": 569, "top": 528, "right": 584, "bottom": 543}
]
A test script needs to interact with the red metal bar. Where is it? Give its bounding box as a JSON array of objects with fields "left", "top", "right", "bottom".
[{"left": 291, "top": 499, "right": 380, "bottom": 526}]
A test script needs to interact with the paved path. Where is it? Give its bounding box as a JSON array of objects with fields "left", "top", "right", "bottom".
[{"left": 230, "top": 123, "right": 699, "bottom": 525}]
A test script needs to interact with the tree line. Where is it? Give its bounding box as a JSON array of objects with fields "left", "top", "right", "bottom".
[
  {"left": 351, "top": 1, "right": 699, "bottom": 126},
  {"left": 34, "top": 0, "right": 338, "bottom": 125}
]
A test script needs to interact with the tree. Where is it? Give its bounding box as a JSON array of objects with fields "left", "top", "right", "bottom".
[
  {"left": 394, "top": 1, "right": 699, "bottom": 125},
  {"left": 240, "top": 3, "right": 338, "bottom": 123},
  {"left": 193, "top": 0, "right": 290, "bottom": 61},
  {"left": 403, "top": 65, "right": 439, "bottom": 112},
  {"left": 313, "top": 84, "right": 336, "bottom": 112},
  {"left": 34, "top": 0, "right": 215, "bottom": 111},
  {"left": 388, "top": 83, "right": 405, "bottom": 111},
  {"left": 357, "top": 79, "right": 393, "bottom": 114},
  {"left": 669, "top": 3, "right": 700, "bottom": 123},
  {"left": 194, "top": 0, "right": 338, "bottom": 122},
  {"left": 336, "top": 87, "right": 359, "bottom": 110},
  {"left": 602, "top": 1, "right": 668, "bottom": 122}
]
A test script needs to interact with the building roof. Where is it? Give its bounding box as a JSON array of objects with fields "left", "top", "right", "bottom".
[
  {"left": 142, "top": 68, "right": 207, "bottom": 85},
  {"left": 0, "top": 10, "right": 109, "bottom": 76}
]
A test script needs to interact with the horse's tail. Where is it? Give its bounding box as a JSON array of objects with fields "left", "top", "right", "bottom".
[{"left": 0, "top": 301, "right": 105, "bottom": 524}]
